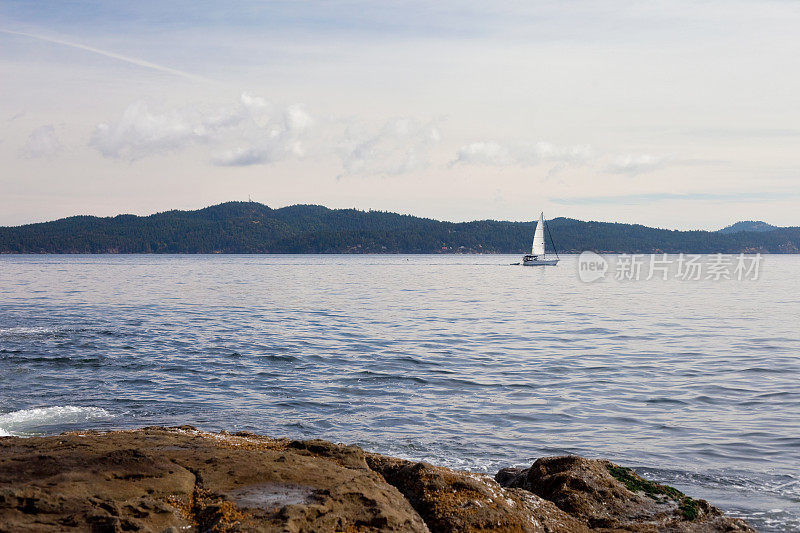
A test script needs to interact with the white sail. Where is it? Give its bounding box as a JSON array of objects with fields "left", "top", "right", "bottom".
[{"left": 532, "top": 212, "right": 546, "bottom": 256}]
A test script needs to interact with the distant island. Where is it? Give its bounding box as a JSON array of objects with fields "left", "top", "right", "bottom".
[
  {"left": 717, "top": 220, "right": 779, "bottom": 234},
  {"left": 0, "top": 202, "right": 797, "bottom": 254}
]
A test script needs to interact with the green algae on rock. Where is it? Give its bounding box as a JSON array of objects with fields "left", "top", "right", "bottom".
[{"left": 606, "top": 464, "right": 700, "bottom": 521}]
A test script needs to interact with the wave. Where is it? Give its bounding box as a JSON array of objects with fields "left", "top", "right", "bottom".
[
  {"left": 0, "top": 326, "right": 120, "bottom": 340},
  {"left": 0, "top": 406, "right": 112, "bottom": 436},
  {"left": 0, "top": 326, "right": 58, "bottom": 338}
]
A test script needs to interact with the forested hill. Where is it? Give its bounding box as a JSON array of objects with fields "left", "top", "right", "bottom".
[
  {"left": 0, "top": 202, "right": 798, "bottom": 254},
  {"left": 717, "top": 220, "right": 778, "bottom": 233}
]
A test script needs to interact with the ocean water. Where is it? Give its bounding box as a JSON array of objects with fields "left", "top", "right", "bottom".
[{"left": 1, "top": 254, "right": 798, "bottom": 531}]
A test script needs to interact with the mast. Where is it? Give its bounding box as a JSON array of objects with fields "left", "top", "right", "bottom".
[{"left": 544, "top": 215, "right": 560, "bottom": 260}]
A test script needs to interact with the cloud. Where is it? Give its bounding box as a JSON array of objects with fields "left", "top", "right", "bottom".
[
  {"left": 452, "top": 141, "right": 511, "bottom": 166},
  {"left": 452, "top": 141, "right": 594, "bottom": 168},
  {"left": 5, "top": 111, "right": 25, "bottom": 122},
  {"left": 90, "top": 103, "right": 203, "bottom": 159},
  {"left": 21, "top": 125, "right": 61, "bottom": 158},
  {"left": 210, "top": 103, "right": 314, "bottom": 166},
  {"left": 90, "top": 94, "right": 315, "bottom": 165},
  {"left": 337, "top": 118, "right": 441, "bottom": 177},
  {"left": 90, "top": 94, "right": 440, "bottom": 176},
  {"left": 89, "top": 95, "right": 691, "bottom": 180},
  {"left": 452, "top": 141, "right": 695, "bottom": 179},
  {"left": 605, "top": 154, "right": 668, "bottom": 175}
]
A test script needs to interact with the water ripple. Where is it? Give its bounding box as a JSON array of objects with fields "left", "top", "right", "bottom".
[{"left": 1, "top": 254, "right": 798, "bottom": 532}]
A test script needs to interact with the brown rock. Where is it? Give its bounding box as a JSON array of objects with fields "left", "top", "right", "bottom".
[
  {"left": 495, "top": 456, "right": 754, "bottom": 532},
  {"left": 0, "top": 427, "right": 427, "bottom": 532},
  {"left": 366, "top": 454, "right": 590, "bottom": 532},
  {"left": 0, "top": 428, "right": 754, "bottom": 532}
]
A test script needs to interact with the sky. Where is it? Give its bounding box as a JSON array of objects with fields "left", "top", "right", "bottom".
[{"left": 1, "top": 0, "right": 799, "bottom": 230}]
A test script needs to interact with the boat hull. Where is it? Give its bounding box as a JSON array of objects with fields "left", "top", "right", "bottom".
[{"left": 522, "top": 258, "right": 559, "bottom": 266}]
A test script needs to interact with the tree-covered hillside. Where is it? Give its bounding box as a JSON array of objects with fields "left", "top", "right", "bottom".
[
  {"left": 0, "top": 202, "right": 798, "bottom": 254},
  {"left": 717, "top": 220, "right": 779, "bottom": 234}
]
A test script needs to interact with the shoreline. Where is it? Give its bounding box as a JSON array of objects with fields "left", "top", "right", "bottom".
[{"left": 0, "top": 426, "right": 753, "bottom": 532}]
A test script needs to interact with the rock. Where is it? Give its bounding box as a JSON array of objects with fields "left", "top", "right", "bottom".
[
  {"left": 0, "top": 428, "right": 753, "bottom": 532},
  {"left": 0, "top": 427, "right": 426, "bottom": 532},
  {"left": 366, "top": 454, "right": 589, "bottom": 532},
  {"left": 496, "top": 456, "right": 754, "bottom": 532}
]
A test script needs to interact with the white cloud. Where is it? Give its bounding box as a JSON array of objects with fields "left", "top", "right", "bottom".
[
  {"left": 87, "top": 95, "right": 688, "bottom": 182},
  {"left": 337, "top": 118, "right": 441, "bottom": 177},
  {"left": 605, "top": 154, "right": 668, "bottom": 175},
  {"left": 452, "top": 141, "right": 594, "bottom": 168},
  {"left": 210, "top": 102, "right": 315, "bottom": 166},
  {"left": 90, "top": 102, "right": 202, "bottom": 159},
  {"left": 89, "top": 95, "right": 439, "bottom": 175},
  {"left": 453, "top": 142, "right": 678, "bottom": 178},
  {"left": 21, "top": 125, "right": 61, "bottom": 158},
  {"left": 90, "top": 94, "right": 315, "bottom": 166},
  {"left": 453, "top": 141, "right": 512, "bottom": 166}
]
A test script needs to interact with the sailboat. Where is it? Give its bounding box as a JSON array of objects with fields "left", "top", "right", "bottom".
[{"left": 523, "top": 212, "right": 559, "bottom": 266}]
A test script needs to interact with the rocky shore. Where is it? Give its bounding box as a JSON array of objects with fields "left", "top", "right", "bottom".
[{"left": 0, "top": 427, "right": 753, "bottom": 532}]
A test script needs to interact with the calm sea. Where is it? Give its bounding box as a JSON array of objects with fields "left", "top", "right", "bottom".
[{"left": 1, "top": 255, "right": 798, "bottom": 531}]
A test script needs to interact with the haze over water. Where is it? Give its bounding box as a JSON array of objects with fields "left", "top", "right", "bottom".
[{"left": 1, "top": 255, "right": 798, "bottom": 531}]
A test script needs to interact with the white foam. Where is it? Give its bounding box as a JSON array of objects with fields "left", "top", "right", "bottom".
[
  {"left": 0, "top": 326, "right": 58, "bottom": 337},
  {"left": 0, "top": 406, "right": 112, "bottom": 436}
]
